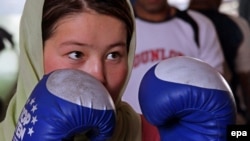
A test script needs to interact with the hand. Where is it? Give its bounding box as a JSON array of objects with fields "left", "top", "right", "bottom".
[
  {"left": 13, "top": 69, "right": 116, "bottom": 141},
  {"left": 139, "top": 56, "right": 236, "bottom": 141}
]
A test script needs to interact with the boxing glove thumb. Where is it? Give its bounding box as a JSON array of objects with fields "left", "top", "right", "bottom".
[
  {"left": 139, "top": 56, "right": 236, "bottom": 141},
  {"left": 13, "top": 69, "right": 116, "bottom": 141}
]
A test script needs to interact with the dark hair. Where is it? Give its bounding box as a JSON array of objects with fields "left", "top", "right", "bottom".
[
  {"left": 0, "top": 27, "right": 14, "bottom": 52},
  {"left": 42, "top": 0, "right": 134, "bottom": 51}
]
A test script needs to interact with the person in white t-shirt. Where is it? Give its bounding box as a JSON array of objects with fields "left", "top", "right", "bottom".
[{"left": 123, "top": 0, "right": 224, "bottom": 113}]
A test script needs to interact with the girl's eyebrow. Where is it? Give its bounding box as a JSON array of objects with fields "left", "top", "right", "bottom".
[
  {"left": 109, "top": 42, "right": 127, "bottom": 48},
  {"left": 60, "top": 40, "right": 127, "bottom": 49},
  {"left": 60, "top": 40, "right": 89, "bottom": 47}
]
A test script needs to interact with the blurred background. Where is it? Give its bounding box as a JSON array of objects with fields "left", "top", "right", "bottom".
[
  {"left": 0, "top": 0, "right": 25, "bottom": 120},
  {"left": 168, "top": 0, "right": 240, "bottom": 15}
]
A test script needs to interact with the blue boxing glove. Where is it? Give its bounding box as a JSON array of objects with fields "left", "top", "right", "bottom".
[
  {"left": 13, "top": 69, "right": 116, "bottom": 141},
  {"left": 139, "top": 56, "right": 236, "bottom": 141}
]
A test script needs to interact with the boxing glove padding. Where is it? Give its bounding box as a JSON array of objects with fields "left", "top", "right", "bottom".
[
  {"left": 139, "top": 56, "right": 236, "bottom": 141},
  {"left": 13, "top": 69, "right": 116, "bottom": 141}
]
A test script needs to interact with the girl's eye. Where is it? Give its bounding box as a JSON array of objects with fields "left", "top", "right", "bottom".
[
  {"left": 68, "top": 51, "right": 83, "bottom": 60},
  {"left": 107, "top": 52, "right": 121, "bottom": 60}
]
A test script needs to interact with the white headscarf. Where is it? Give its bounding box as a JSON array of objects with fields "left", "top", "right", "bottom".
[{"left": 0, "top": 0, "right": 141, "bottom": 140}]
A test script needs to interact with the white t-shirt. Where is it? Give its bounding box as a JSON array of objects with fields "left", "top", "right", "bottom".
[{"left": 123, "top": 10, "right": 224, "bottom": 113}]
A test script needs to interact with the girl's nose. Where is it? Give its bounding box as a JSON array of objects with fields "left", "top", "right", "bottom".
[{"left": 81, "top": 59, "right": 106, "bottom": 85}]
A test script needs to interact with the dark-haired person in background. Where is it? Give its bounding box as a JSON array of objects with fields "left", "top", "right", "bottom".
[{"left": 189, "top": 0, "right": 250, "bottom": 124}]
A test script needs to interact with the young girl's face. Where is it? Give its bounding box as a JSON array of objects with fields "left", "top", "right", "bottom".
[{"left": 44, "top": 12, "right": 128, "bottom": 102}]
